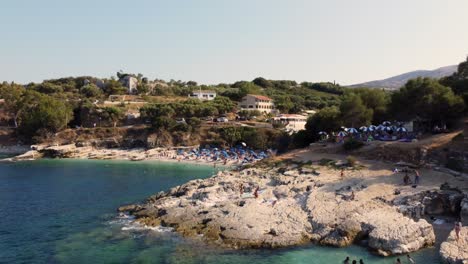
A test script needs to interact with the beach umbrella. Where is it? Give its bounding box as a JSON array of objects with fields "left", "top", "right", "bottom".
[
  {"left": 337, "top": 131, "right": 348, "bottom": 137},
  {"left": 368, "top": 125, "right": 377, "bottom": 130},
  {"left": 347, "top": 128, "right": 359, "bottom": 134},
  {"left": 382, "top": 121, "right": 392, "bottom": 126},
  {"left": 318, "top": 131, "right": 328, "bottom": 135},
  {"left": 362, "top": 127, "right": 372, "bottom": 133},
  {"left": 376, "top": 125, "right": 385, "bottom": 131},
  {"left": 397, "top": 127, "right": 408, "bottom": 133},
  {"left": 382, "top": 126, "right": 393, "bottom": 132},
  {"left": 240, "top": 142, "right": 247, "bottom": 147},
  {"left": 359, "top": 126, "right": 367, "bottom": 131}
]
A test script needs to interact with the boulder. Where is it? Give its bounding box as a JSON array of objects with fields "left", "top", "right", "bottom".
[
  {"left": 368, "top": 219, "right": 435, "bottom": 256},
  {"left": 440, "top": 227, "right": 468, "bottom": 264},
  {"left": 461, "top": 195, "right": 468, "bottom": 226}
]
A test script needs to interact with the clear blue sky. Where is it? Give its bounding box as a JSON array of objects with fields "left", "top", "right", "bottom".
[{"left": 1, "top": 0, "right": 467, "bottom": 85}]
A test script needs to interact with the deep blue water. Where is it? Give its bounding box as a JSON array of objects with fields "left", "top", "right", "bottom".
[{"left": 0, "top": 159, "right": 441, "bottom": 263}]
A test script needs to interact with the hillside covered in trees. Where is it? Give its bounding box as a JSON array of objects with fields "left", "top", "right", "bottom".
[{"left": 0, "top": 56, "right": 467, "bottom": 149}]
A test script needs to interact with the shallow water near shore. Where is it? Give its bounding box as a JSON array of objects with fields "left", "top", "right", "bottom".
[{"left": 0, "top": 159, "right": 442, "bottom": 263}]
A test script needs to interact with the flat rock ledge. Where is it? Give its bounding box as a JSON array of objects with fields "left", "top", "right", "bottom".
[
  {"left": 120, "top": 167, "right": 436, "bottom": 256},
  {"left": 440, "top": 227, "right": 468, "bottom": 264}
]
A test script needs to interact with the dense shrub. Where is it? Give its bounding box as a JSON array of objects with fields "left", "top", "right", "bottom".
[{"left": 343, "top": 138, "right": 364, "bottom": 151}]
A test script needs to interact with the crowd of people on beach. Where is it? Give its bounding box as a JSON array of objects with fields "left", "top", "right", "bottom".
[{"left": 174, "top": 146, "right": 273, "bottom": 165}]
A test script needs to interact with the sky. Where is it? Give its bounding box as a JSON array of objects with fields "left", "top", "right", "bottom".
[{"left": 1, "top": 0, "right": 468, "bottom": 85}]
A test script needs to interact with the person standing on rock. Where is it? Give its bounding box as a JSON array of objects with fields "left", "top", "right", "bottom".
[
  {"left": 343, "top": 256, "right": 350, "bottom": 264},
  {"left": 239, "top": 183, "right": 244, "bottom": 195},
  {"left": 340, "top": 168, "right": 345, "bottom": 180},
  {"left": 253, "top": 186, "right": 259, "bottom": 199},
  {"left": 454, "top": 220, "right": 462, "bottom": 241},
  {"left": 414, "top": 170, "right": 420, "bottom": 185},
  {"left": 406, "top": 254, "right": 415, "bottom": 263}
]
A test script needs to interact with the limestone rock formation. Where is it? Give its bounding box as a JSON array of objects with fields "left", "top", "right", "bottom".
[
  {"left": 440, "top": 227, "right": 468, "bottom": 264},
  {"left": 122, "top": 165, "right": 437, "bottom": 255}
]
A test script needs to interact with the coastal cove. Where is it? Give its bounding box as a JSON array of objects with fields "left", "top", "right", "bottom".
[{"left": 0, "top": 159, "right": 444, "bottom": 263}]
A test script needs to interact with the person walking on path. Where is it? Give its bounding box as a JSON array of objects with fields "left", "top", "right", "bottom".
[
  {"left": 414, "top": 170, "right": 420, "bottom": 185},
  {"left": 454, "top": 221, "right": 462, "bottom": 241}
]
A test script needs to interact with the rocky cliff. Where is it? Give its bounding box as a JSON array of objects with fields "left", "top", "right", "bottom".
[{"left": 119, "top": 161, "right": 448, "bottom": 256}]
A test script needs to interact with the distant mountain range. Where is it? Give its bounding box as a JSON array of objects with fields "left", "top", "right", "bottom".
[{"left": 348, "top": 65, "right": 457, "bottom": 90}]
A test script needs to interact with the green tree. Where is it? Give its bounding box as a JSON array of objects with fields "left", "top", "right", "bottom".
[
  {"left": 348, "top": 88, "right": 389, "bottom": 123},
  {"left": 18, "top": 93, "right": 73, "bottom": 138},
  {"left": 209, "top": 96, "right": 236, "bottom": 114},
  {"left": 220, "top": 127, "right": 242, "bottom": 146},
  {"left": 152, "top": 116, "right": 175, "bottom": 131},
  {"left": 0, "top": 82, "right": 25, "bottom": 127},
  {"left": 80, "top": 84, "right": 103, "bottom": 98},
  {"left": 339, "top": 93, "right": 373, "bottom": 127},
  {"left": 390, "top": 77, "right": 465, "bottom": 123},
  {"left": 440, "top": 56, "right": 468, "bottom": 106},
  {"left": 305, "top": 106, "right": 342, "bottom": 141},
  {"left": 252, "top": 77, "right": 273, "bottom": 88},
  {"left": 187, "top": 117, "right": 202, "bottom": 131},
  {"left": 104, "top": 79, "right": 127, "bottom": 95},
  {"left": 274, "top": 95, "right": 294, "bottom": 113},
  {"left": 100, "top": 107, "right": 123, "bottom": 127}
]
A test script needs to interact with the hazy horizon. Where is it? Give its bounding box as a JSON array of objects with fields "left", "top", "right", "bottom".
[{"left": 1, "top": 0, "right": 468, "bottom": 85}]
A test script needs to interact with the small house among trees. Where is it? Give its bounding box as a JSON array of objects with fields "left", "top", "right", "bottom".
[{"left": 188, "top": 90, "right": 217, "bottom": 101}]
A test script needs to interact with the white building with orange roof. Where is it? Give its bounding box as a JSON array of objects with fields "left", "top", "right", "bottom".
[
  {"left": 272, "top": 114, "right": 308, "bottom": 133},
  {"left": 239, "top": 94, "right": 276, "bottom": 113}
]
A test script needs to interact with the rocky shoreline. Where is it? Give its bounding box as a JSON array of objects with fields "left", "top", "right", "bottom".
[
  {"left": 1, "top": 143, "right": 254, "bottom": 166},
  {"left": 118, "top": 156, "right": 468, "bottom": 259}
]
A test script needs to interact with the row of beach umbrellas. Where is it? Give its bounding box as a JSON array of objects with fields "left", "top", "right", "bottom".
[{"left": 318, "top": 121, "right": 408, "bottom": 136}]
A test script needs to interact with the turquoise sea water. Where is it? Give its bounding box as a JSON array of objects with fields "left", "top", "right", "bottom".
[{"left": 0, "top": 159, "right": 441, "bottom": 263}]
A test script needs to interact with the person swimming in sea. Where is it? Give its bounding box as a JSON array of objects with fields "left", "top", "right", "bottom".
[{"left": 343, "top": 256, "right": 350, "bottom": 264}]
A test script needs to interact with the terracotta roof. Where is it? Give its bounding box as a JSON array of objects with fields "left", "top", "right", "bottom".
[{"left": 247, "top": 94, "right": 272, "bottom": 101}]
